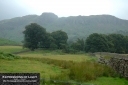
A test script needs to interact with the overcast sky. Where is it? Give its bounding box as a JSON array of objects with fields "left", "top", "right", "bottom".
[{"left": 0, "top": 0, "right": 128, "bottom": 20}]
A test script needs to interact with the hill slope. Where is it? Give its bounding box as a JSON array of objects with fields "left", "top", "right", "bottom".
[
  {"left": 0, "top": 13, "right": 128, "bottom": 42},
  {"left": 0, "top": 38, "right": 20, "bottom": 45}
]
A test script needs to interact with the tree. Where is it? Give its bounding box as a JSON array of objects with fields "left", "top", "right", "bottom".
[
  {"left": 51, "top": 30, "right": 68, "bottom": 49},
  {"left": 39, "top": 32, "right": 55, "bottom": 49},
  {"left": 124, "top": 36, "right": 128, "bottom": 53},
  {"left": 85, "top": 33, "right": 109, "bottom": 52},
  {"left": 50, "top": 43, "right": 58, "bottom": 50},
  {"left": 107, "top": 34, "right": 126, "bottom": 53},
  {"left": 23, "top": 23, "right": 46, "bottom": 51},
  {"left": 71, "top": 38, "right": 85, "bottom": 51}
]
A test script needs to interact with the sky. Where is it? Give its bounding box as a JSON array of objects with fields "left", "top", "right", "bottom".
[{"left": 0, "top": 0, "right": 128, "bottom": 20}]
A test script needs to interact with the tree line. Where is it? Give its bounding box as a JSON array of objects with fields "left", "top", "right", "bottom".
[
  {"left": 23, "top": 23, "right": 128, "bottom": 54},
  {"left": 85, "top": 33, "right": 128, "bottom": 53},
  {"left": 23, "top": 23, "right": 68, "bottom": 51}
]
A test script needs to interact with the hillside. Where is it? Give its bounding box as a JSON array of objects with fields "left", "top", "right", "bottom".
[
  {"left": 0, "top": 12, "right": 128, "bottom": 42},
  {"left": 0, "top": 38, "right": 20, "bottom": 45}
]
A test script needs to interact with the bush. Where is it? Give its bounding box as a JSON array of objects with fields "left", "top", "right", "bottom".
[{"left": 0, "top": 52, "right": 20, "bottom": 60}]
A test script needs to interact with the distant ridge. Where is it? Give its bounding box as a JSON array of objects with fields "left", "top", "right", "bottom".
[{"left": 0, "top": 12, "right": 128, "bottom": 42}]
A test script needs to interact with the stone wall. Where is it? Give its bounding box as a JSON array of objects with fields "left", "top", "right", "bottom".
[
  {"left": 96, "top": 52, "right": 128, "bottom": 79},
  {"left": 109, "top": 57, "right": 128, "bottom": 79}
]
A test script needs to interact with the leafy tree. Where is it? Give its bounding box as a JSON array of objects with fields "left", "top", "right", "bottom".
[
  {"left": 124, "top": 36, "right": 128, "bottom": 53},
  {"left": 85, "top": 33, "right": 128, "bottom": 53},
  {"left": 51, "top": 30, "right": 68, "bottom": 49},
  {"left": 23, "top": 23, "right": 46, "bottom": 51},
  {"left": 85, "top": 33, "right": 109, "bottom": 52},
  {"left": 50, "top": 43, "right": 58, "bottom": 50},
  {"left": 39, "top": 32, "right": 55, "bottom": 49},
  {"left": 71, "top": 38, "right": 85, "bottom": 51},
  {"left": 108, "top": 34, "right": 126, "bottom": 53}
]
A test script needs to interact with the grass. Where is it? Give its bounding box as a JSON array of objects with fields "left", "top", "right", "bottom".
[
  {"left": 49, "top": 60, "right": 118, "bottom": 83},
  {"left": 0, "top": 59, "right": 62, "bottom": 78},
  {"left": 0, "top": 46, "right": 27, "bottom": 53},
  {"left": 88, "top": 77, "right": 128, "bottom": 85},
  {"left": 0, "top": 52, "right": 20, "bottom": 59},
  {"left": 20, "top": 54, "right": 93, "bottom": 62},
  {"left": 0, "top": 46, "right": 96, "bottom": 62},
  {"left": 0, "top": 38, "right": 20, "bottom": 45},
  {"left": 19, "top": 49, "right": 97, "bottom": 62}
]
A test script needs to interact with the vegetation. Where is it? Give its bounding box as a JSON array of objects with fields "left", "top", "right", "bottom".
[
  {"left": 0, "top": 46, "right": 27, "bottom": 53},
  {"left": 23, "top": 25, "right": 128, "bottom": 54},
  {"left": 89, "top": 77, "right": 128, "bottom": 85},
  {"left": 0, "top": 46, "right": 128, "bottom": 85},
  {"left": 50, "top": 61, "right": 118, "bottom": 82},
  {"left": 85, "top": 33, "right": 128, "bottom": 53},
  {"left": 0, "top": 59, "right": 62, "bottom": 78},
  {"left": 0, "top": 52, "right": 20, "bottom": 60},
  {"left": 85, "top": 33, "right": 109, "bottom": 52},
  {"left": 23, "top": 23, "right": 47, "bottom": 51},
  {"left": 51, "top": 30, "right": 68, "bottom": 49},
  {"left": 23, "top": 23, "right": 68, "bottom": 51},
  {"left": 0, "top": 38, "right": 20, "bottom": 45}
]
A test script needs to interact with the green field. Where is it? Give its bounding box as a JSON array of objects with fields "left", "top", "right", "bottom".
[
  {"left": 0, "top": 46, "right": 27, "bottom": 53},
  {"left": 0, "top": 59, "right": 62, "bottom": 78},
  {"left": 0, "top": 46, "right": 128, "bottom": 85}
]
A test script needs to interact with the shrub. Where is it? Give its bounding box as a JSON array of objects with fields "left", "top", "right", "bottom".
[{"left": 0, "top": 52, "right": 20, "bottom": 60}]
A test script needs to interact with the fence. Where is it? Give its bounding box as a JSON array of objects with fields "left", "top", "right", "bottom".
[{"left": 40, "top": 78, "right": 95, "bottom": 85}]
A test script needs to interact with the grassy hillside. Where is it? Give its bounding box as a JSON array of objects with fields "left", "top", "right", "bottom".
[
  {"left": 0, "top": 13, "right": 128, "bottom": 42},
  {"left": 0, "top": 38, "right": 20, "bottom": 45}
]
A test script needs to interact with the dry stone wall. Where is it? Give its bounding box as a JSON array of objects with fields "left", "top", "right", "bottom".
[
  {"left": 96, "top": 52, "right": 128, "bottom": 79},
  {"left": 109, "top": 57, "right": 128, "bottom": 78}
]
